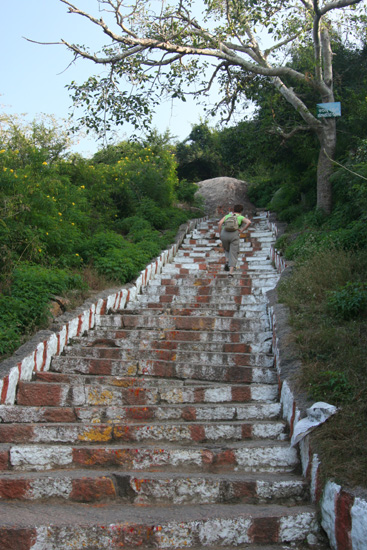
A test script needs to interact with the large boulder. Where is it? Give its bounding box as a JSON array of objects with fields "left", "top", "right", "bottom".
[{"left": 194, "top": 176, "right": 255, "bottom": 217}]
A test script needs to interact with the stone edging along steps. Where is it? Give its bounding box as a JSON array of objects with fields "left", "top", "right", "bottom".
[{"left": 0, "top": 212, "right": 364, "bottom": 549}]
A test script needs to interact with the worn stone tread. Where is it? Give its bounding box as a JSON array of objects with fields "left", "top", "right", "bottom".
[
  {"left": 0, "top": 500, "right": 318, "bottom": 525},
  {"left": 0, "top": 419, "right": 288, "bottom": 445},
  {"left": 3, "top": 440, "right": 300, "bottom": 473},
  {"left": 0, "top": 503, "right": 319, "bottom": 550},
  {"left": 1, "top": 402, "right": 281, "bottom": 424},
  {"left": 61, "top": 346, "right": 273, "bottom": 363},
  {"left": 49, "top": 357, "right": 277, "bottom": 385},
  {"left": 0, "top": 469, "right": 308, "bottom": 504},
  {"left": 78, "top": 327, "right": 274, "bottom": 346}
]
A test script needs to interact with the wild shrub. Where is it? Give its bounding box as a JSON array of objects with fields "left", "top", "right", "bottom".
[
  {"left": 139, "top": 198, "right": 170, "bottom": 230},
  {"left": 111, "top": 146, "right": 177, "bottom": 208},
  {"left": 327, "top": 281, "right": 367, "bottom": 320},
  {"left": 0, "top": 265, "right": 85, "bottom": 356},
  {"left": 175, "top": 179, "right": 199, "bottom": 204},
  {"left": 83, "top": 231, "right": 126, "bottom": 261},
  {"left": 0, "top": 126, "right": 200, "bottom": 359},
  {"left": 247, "top": 175, "right": 279, "bottom": 208},
  {"left": 117, "top": 216, "right": 151, "bottom": 235},
  {"left": 93, "top": 248, "right": 138, "bottom": 283}
]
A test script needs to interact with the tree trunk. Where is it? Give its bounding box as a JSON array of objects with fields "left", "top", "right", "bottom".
[{"left": 316, "top": 118, "right": 336, "bottom": 214}]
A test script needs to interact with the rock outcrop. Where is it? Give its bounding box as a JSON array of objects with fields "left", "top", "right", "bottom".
[{"left": 195, "top": 176, "right": 255, "bottom": 216}]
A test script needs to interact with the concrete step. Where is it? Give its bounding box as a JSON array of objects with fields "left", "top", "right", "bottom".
[
  {"left": 0, "top": 470, "right": 308, "bottom": 505},
  {"left": 126, "top": 297, "right": 271, "bottom": 311},
  {"left": 76, "top": 334, "right": 262, "bottom": 353},
  {"left": 80, "top": 327, "right": 274, "bottom": 352},
  {"left": 15, "top": 380, "right": 278, "bottom": 407},
  {"left": 0, "top": 419, "right": 288, "bottom": 445},
  {"left": 147, "top": 272, "right": 277, "bottom": 285},
  {"left": 144, "top": 279, "right": 275, "bottom": 295},
  {"left": 34, "top": 371, "right": 206, "bottom": 387},
  {"left": 4, "top": 440, "right": 300, "bottom": 473},
  {"left": 2, "top": 402, "right": 281, "bottom": 425},
  {"left": 129, "top": 306, "right": 269, "bottom": 322},
  {"left": 96, "top": 313, "right": 268, "bottom": 332},
  {"left": 49, "top": 357, "right": 277, "bottom": 384},
  {"left": 128, "top": 285, "right": 252, "bottom": 298},
  {"left": 0, "top": 501, "right": 319, "bottom": 548},
  {"left": 124, "top": 305, "right": 264, "bottom": 319},
  {"left": 61, "top": 346, "right": 274, "bottom": 368}
]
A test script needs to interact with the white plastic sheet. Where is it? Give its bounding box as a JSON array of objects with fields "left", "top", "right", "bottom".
[{"left": 291, "top": 402, "right": 338, "bottom": 447}]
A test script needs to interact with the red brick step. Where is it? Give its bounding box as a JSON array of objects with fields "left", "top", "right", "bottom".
[
  {"left": 0, "top": 470, "right": 308, "bottom": 505},
  {"left": 0, "top": 501, "right": 319, "bottom": 549}
]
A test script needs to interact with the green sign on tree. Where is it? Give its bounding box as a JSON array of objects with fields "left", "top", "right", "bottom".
[{"left": 316, "top": 102, "right": 341, "bottom": 118}]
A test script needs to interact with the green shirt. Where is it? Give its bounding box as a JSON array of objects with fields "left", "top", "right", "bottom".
[{"left": 224, "top": 213, "right": 245, "bottom": 227}]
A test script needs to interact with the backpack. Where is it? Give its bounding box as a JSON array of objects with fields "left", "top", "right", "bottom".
[{"left": 223, "top": 213, "right": 239, "bottom": 232}]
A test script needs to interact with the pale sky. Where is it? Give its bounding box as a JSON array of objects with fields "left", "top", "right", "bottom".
[{"left": 1, "top": 0, "right": 220, "bottom": 157}]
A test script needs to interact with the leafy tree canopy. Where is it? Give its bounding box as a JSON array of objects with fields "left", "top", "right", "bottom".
[{"left": 50, "top": 0, "right": 367, "bottom": 213}]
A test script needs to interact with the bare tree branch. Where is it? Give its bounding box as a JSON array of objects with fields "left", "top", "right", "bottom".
[
  {"left": 319, "top": 0, "right": 363, "bottom": 15},
  {"left": 269, "top": 124, "right": 312, "bottom": 139}
]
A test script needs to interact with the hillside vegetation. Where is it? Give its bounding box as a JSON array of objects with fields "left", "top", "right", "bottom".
[{"left": 0, "top": 120, "right": 202, "bottom": 358}]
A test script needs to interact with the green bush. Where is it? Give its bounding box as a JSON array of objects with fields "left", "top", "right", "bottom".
[
  {"left": 83, "top": 231, "right": 126, "bottom": 261},
  {"left": 175, "top": 179, "right": 199, "bottom": 204},
  {"left": 327, "top": 282, "right": 367, "bottom": 320},
  {"left": 93, "top": 249, "right": 138, "bottom": 283},
  {"left": 139, "top": 198, "right": 170, "bottom": 230},
  {"left": 0, "top": 264, "right": 86, "bottom": 356},
  {"left": 277, "top": 204, "right": 305, "bottom": 223},
  {"left": 268, "top": 185, "right": 301, "bottom": 214},
  {"left": 247, "top": 176, "right": 279, "bottom": 208},
  {"left": 117, "top": 216, "right": 151, "bottom": 235},
  {"left": 0, "top": 123, "right": 199, "bottom": 358},
  {"left": 0, "top": 296, "right": 22, "bottom": 355}
]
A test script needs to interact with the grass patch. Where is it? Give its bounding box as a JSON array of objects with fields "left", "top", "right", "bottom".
[{"left": 278, "top": 247, "right": 367, "bottom": 488}]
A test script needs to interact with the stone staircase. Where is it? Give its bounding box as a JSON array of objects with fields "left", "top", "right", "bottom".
[{"left": 0, "top": 214, "right": 325, "bottom": 549}]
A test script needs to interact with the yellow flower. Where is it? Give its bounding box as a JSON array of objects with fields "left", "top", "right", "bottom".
[
  {"left": 10, "top": 169, "right": 14, "bottom": 173},
  {"left": 3, "top": 167, "right": 7, "bottom": 171},
  {"left": 58, "top": 212, "right": 62, "bottom": 216},
  {"left": 80, "top": 185, "right": 85, "bottom": 189},
  {"left": 0, "top": 149, "right": 5, "bottom": 154},
  {"left": 38, "top": 249, "right": 42, "bottom": 253},
  {"left": 46, "top": 232, "right": 49, "bottom": 235},
  {"left": 75, "top": 253, "right": 79, "bottom": 256},
  {"left": 72, "top": 202, "right": 75, "bottom": 206},
  {"left": 42, "top": 162, "right": 48, "bottom": 165},
  {"left": 71, "top": 222, "right": 75, "bottom": 226}
]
